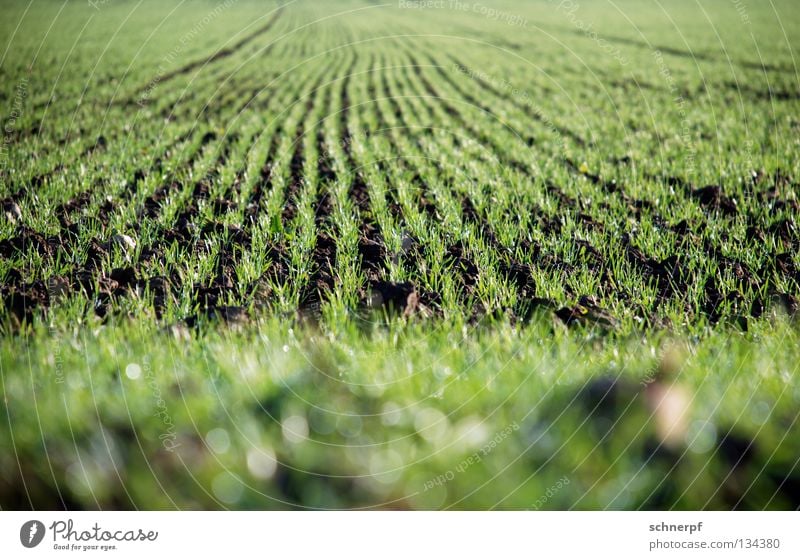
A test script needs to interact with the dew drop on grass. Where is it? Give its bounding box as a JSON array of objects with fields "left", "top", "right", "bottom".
[
  {"left": 212, "top": 472, "right": 243, "bottom": 504},
  {"left": 750, "top": 401, "right": 772, "bottom": 425},
  {"left": 205, "top": 428, "right": 231, "bottom": 454},
  {"left": 309, "top": 407, "right": 336, "bottom": 435},
  {"left": 125, "top": 363, "right": 141, "bottom": 380},
  {"left": 414, "top": 407, "right": 449, "bottom": 443},
  {"left": 455, "top": 415, "right": 489, "bottom": 450},
  {"left": 381, "top": 402, "right": 402, "bottom": 426},
  {"left": 686, "top": 420, "right": 717, "bottom": 454},
  {"left": 337, "top": 414, "right": 363, "bottom": 438},
  {"left": 282, "top": 415, "right": 309, "bottom": 443},
  {"left": 434, "top": 367, "right": 452, "bottom": 380},
  {"left": 365, "top": 382, "right": 385, "bottom": 398},
  {"left": 369, "top": 449, "right": 403, "bottom": 484},
  {"left": 246, "top": 447, "right": 277, "bottom": 480}
]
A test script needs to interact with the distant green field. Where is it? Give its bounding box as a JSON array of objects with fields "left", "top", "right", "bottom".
[{"left": 1, "top": 0, "right": 798, "bottom": 509}]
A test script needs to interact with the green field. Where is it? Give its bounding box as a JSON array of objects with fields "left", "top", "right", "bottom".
[{"left": 1, "top": 0, "right": 799, "bottom": 509}]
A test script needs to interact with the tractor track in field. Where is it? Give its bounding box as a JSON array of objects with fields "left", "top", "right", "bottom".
[
  {"left": 131, "top": 6, "right": 286, "bottom": 101},
  {"left": 422, "top": 51, "right": 584, "bottom": 184},
  {"left": 404, "top": 51, "right": 535, "bottom": 179},
  {"left": 394, "top": 60, "right": 501, "bottom": 174},
  {"left": 444, "top": 54, "right": 588, "bottom": 148},
  {"left": 422, "top": 51, "right": 623, "bottom": 198},
  {"left": 4, "top": 66, "right": 277, "bottom": 212},
  {"left": 8, "top": 61, "right": 274, "bottom": 166}
]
